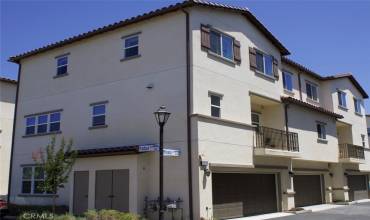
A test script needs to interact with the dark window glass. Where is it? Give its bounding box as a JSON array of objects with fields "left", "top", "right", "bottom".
[
  {"left": 50, "top": 123, "right": 60, "bottom": 132},
  {"left": 23, "top": 167, "right": 32, "bottom": 179},
  {"left": 210, "top": 31, "right": 221, "bottom": 55},
  {"left": 37, "top": 124, "right": 48, "bottom": 133},
  {"left": 125, "top": 36, "right": 138, "bottom": 47},
  {"left": 222, "top": 35, "right": 233, "bottom": 60},
  {"left": 354, "top": 99, "right": 361, "bottom": 113},
  {"left": 125, "top": 47, "right": 138, "bottom": 58},
  {"left": 256, "top": 52, "right": 264, "bottom": 73},
  {"left": 264, "top": 55, "right": 273, "bottom": 76},
  {"left": 57, "top": 66, "right": 68, "bottom": 75},
  {"left": 22, "top": 181, "right": 31, "bottom": 194},
  {"left": 26, "top": 117, "right": 36, "bottom": 126},
  {"left": 34, "top": 167, "right": 44, "bottom": 179},
  {"left": 57, "top": 57, "right": 68, "bottom": 66},
  {"left": 26, "top": 126, "right": 35, "bottom": 135},
  {"left": 211, "top": 95, "right": 220, "bottom": 106},
  {"left": 38, "top": 115, "right": 48, "bottom": 124},
  {"left": 338, "top": 91, "right": 347, "bottom": 107},
  {"left": 34, "top": 181, "right": 44, "bottom": 194},
  {"left": 283, "top": 72, "right": 293, "bottom": 91},
  {"left": 93, "top": 105, "right": 105, "bottom": 115},
  {"left": 50, "top": 112, "right": 60, "bottom": 122},
  {"left": 211, "top": 107, "right": 220, "bottom": 118},
  {"left": 93, "top": 115, "right": 106, "bottom": 126},
  {"left": 317, "top": 123, "right": 326, "bottom": 139}
]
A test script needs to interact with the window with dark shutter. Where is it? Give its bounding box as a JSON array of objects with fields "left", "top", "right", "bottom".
[
  {"left": 201, "top": 24, "right": 211, "bottom": 49},
  {"left": 273, "top": 58, "right": 279, "bottom": 79},
  {"left": 249, "top": 47, "right": 257, "bottom": 69}
]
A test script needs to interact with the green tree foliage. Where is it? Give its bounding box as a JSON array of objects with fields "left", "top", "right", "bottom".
[{"left": 33, "top": 136, "right": 77, "bottom": 213}]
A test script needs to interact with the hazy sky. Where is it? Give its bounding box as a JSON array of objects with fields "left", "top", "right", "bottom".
[{"left": 1, "top": 0, "right": 370, "bottom": 112}]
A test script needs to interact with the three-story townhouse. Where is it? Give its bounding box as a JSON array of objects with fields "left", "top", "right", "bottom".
[{"left": 7, "top": 1, "right": 370, "bottom": 219}]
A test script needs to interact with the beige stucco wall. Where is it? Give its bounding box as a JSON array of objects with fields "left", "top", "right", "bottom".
[
  {"left": 0, "top": 81, "right": 17, "bottom": 197},
  {"left": 10, "top": 11, "right": 192, "bottom": 219}
]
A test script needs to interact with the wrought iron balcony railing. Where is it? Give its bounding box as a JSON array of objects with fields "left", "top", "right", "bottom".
[
  {"left": 254, "top": 126, "right": 299, "bottom": 152},
  {"left": 339, "top": 143, "right": 365, "bottom": 160}
]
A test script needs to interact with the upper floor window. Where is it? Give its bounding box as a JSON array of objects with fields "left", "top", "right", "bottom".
[
  {"left": 354, "top": 98, "right": 362, "bottom": 114},
  {"left": 210, "top": 94, "right": 221, "bottom": 118},
  {"left": 256, "top": 51, "right": 273, "bottom": 77},
  {"left": 316, "top": 122, "right": 326, "bottom": 140},
  {"left": 123, "top": 35, "right": 139, "bottom": 58},
  {"left": 251, "top": 112, "right": 260, "bottom": 127},
  {"left": 306, "top": 81, "right": 318, "bottom": 101},
  {"left": 283, "top": 71, "right": 293, "bottom": 92},
  {"left": 367, "top": 128, "right": 370, "bottom": 136},
  {"left": 361, "top": 134, "right": 366, "bottom": 147},
  {"left": 92, "top": 103, "right": 106, "bottom": 127},
  {"left": 25, "top": 111, "right": 61, "bottom": 136},
  {"left": 56, "top": 55, "right": 68, "bottom": 76},
  {"left": 21, "top": 166, "right": 52, "bottom": 195},
  {"left": 337, "top": 90, "right": 347, "bottom": 108},
  {"left": 210, "top": 30, "right": 233, "bottom": 60}
]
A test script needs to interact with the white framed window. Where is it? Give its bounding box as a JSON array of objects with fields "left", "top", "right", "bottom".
[
  {"left": 25, "top": 111, "right": 62, "bottom": 135},
  {"left": 256, "top": 51, "right": 273, "bottom": 76},
  {"left": 316, "top": 122, "right": 326, "bottom": 140},
  {"left": 283, "top": 71, "right": 293, "bottom": 92},
  {"left": 354, "top": 98, "right": 362, "bottom": 114},
  {"left": 251, "top": 112, "right": 260, "bottom": 127},
  {"left": 92, "top": 104, "right": 106, "bottom": 127},
  {"left": 21, "top": 166, "right": 51, "bottom": 195},
  {"left": 123, "top": 35, "right": 139, "bottom": 58},
  {"left": 306, "top": 81, "right": 319, "bottom": 101},
  {"left": 337, "top": 90, "right": 347, "bottom": 108},
  {"left": 210, "top": 30, "right": 234, "bottom": 60},
  {"left": 56, "top": 56, "right": 68, "bottom": 75},
  {"left": 210, "top": 94, "right": 221, "bottom": 118}
]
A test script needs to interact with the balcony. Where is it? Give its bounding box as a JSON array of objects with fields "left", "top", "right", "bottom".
[
  {"left": 254, "top": 126, "right": 300, "bottom": 158},
  {"left": 339, "top": 143, "right": 365, "bottom": 163}
]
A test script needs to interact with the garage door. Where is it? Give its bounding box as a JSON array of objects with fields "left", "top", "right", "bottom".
[
  {"left": 212, "top": 173, "right": 277, "bottom": 219},
  {"left": 294, "top": 175, "right": 322, "bottom": 207},
  {"left": 348, "top": 175, "right": 369, "bottom": 201}
]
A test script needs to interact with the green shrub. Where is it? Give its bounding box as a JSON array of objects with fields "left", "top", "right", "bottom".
[{"left": 84, "top": 209, "right": 141, "bottom": 220}]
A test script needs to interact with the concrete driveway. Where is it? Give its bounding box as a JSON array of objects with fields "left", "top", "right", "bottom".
[{"left": 274, "top": 202, "right": 370, "bottom": 220}]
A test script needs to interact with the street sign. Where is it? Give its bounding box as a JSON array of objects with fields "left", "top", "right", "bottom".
[{"left": 138, "top": 144, "right": 180, "bottom": 157}]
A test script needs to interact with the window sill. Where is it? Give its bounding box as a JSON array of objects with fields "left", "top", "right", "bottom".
[
  {"left": 207, "top": 51, "right": 237, "bottom": 66},
  {"left": 53, "top": 73, "right": 69, "bottom": 79},
  {"left": 338, "top": 105, "right": 348, "bottom": 111},
  {"left": 254, "top": 70, "right": 276, "bottom": 82},
  {"left": 306, "top": 97, "right": 320, "bottom": 105},
  {"left": 89, "top": 124, "right": 108, "bottom": 130},
  {"left": 317, "top": 138, "right": 328, "bottom": 144},
  {"left": 355, "top": 112, "right": 363, "bottom": 117},
  {"left": 283, "top": 89, "right": 295, "bottom": 96},
  {"left": 23, "top": 131, "right": 62, "bottom": 138},
  {"left": 18, "top": 194, "right": 58, "bottom": 198},
  {"left": 120, "top": 54, "right": 141, "bottom": 62}
]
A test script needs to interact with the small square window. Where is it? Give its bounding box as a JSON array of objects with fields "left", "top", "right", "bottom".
[
  {"left": 124, "top": 35, "right": 139, "bottom": 58},
  {"left": 56, "top": 56, "right": 68, "bottom": 75},
  {"left": 92, "top": 104, "right": 106, "bottom": 126},
  {"left": 210, "top": 95, "right": 221, "bottom": 118}
]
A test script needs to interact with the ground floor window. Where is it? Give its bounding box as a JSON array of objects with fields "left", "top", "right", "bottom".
[{"left": 21, "top": 166, "right": 51, "bottom": 195}]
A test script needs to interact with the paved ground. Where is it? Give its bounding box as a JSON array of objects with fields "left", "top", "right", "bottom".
[{"left": 274, "top": 202, "right": 370, "bottom": 220}]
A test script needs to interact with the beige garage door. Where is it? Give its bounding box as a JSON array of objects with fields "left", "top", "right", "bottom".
[{"left": 212, "top": 173, "right": 278, "bottom": 219}]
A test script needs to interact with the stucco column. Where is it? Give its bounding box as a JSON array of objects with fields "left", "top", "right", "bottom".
[
  {"left": 330, "top": 164, "right": 349, "bottom": 202},
  {"left": 323, "top": 173, "right": 333, "bottom": 203},
  {"left": 281, "top": 160, "right": 295, "bottom": 211}
]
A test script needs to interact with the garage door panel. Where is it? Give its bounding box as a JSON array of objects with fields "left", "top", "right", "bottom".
[
  {"left": 348, "top": 175, "right": 369, "bottom": 201},
  {"left": 294, "top": 175, "right": 322, "bottom": 207},
  {"left": 213, "top": 173, "right": 277, "bottom": 219}
]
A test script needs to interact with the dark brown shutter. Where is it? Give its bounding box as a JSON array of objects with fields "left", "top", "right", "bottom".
[
  {"left": 201, "top": 24, "right": 211, "bottom": 49},
  {"left": 233, "top": 40, "right": 241, "bottom": 64},
  {"left": 273, "top": 57, "right": 279, "bottom": 79},
  {"left": 249, "top": 47, "right": 257, "bottom": 69}
]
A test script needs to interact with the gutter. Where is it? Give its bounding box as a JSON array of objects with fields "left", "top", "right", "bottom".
[
  {"left": 182, "top": 8, "right": 194, "bottom": 220},
  {"left": 7, "top": 63, "right": 22, "bottom": 202}
]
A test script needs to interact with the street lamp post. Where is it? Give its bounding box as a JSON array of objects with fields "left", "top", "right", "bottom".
[{"left": 154, "top": 106, "right": 171, "bottom": 220}]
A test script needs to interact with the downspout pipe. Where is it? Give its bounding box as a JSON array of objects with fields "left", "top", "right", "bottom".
[
  {"left": 182, "top": 8, "right": 194, "bottom": 220},
  {"left": 7, "top": 63, "right": 21, "bottom": 203},
  {"left": 284, "top": 103, "right": 290, "bottom": 150}
]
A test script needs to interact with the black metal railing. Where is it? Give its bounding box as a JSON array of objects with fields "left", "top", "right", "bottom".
[
  {"left": 339, "top": 143, "right": 365, "bottom": 160},
  {"left": 254, "top": 126, "right": 299, "bottom": 152}
]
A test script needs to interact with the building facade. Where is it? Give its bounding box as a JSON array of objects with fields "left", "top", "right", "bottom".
[
  {"left": 8, "top": 1, "right": 370, "bottom": 219},
  {"left": 0, "top": 77, "right": 17, "bottom": 198}
]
